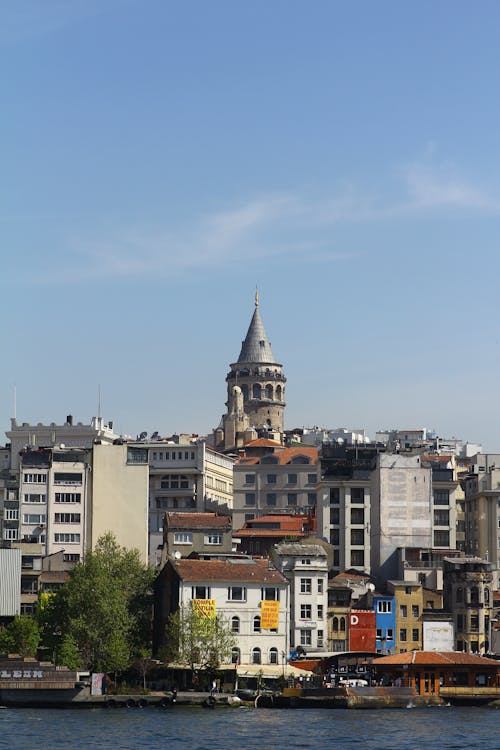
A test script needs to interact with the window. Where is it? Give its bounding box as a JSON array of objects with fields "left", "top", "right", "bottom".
[
  {"left": 434, "top": 530, "right": 450, "bottom": 546},
  {"left": 54, "top": 513, "right": 81, "bottom": 524},
  {"left": 55, "top": 493, "right": 81, "bottom": 503},
  {"left": 204, "top": 534, "right": 222, "bottom": 545},
  {"left": 24, "top": 493, "right": 46, "bottom": 503},
  {"left": 252, "top": 648, "right": 261, "bottom": 664},
  {"left": 317, "top": 605, "right": 324, "bottom": 620},
  {"left": 301, "top": 604, "right": 312, "bottom": 619},
  {"left": 4, "top": 509, "right": 18, "bottom": 521},
  {"left": 228, "top": 586, "right": 246, "bottom": 601},
  {"left": 174, "top": 532, "right": 192, "bottom": 545},
  {"left": 300, "top": 578, "right": 312, "bottom": 594},
  {"left": 400, "top": 605, "right": 407, "bottom": 618},
  {"left": 456, "top": 614, "right": 464, "bottom": 630},
  {"left": 411, "top": 605, "right": 419, "bottom": 618},
  {"left": 330, "top": 488, "right": 340, "bottom": 504},
  {"left": 351, "top": 550, "right": 365, "bottom": 566},
  {"left": 456, "top": 587, "right": 464, "bottom": 603},
  {"left": 301, "top": 558, "right": 311, "bottom": 565},
  {"left": 317, "top": 579, "right": 324, "bottom": 594},
  {"left": 266, "top": 493, "right": 277, "bottom": 506},
  {"left": 63, "top": 553, "right": 80, "bottom": 563},
  {"left": 267, "top": 474, "right": 277, "bottom": 484},
  {"left": 3, "top": 529, "right": 18, "bottom": 541},
  {"left": 23, "top": 473, "right": 47, "bottom": 484},
  {"left": 377, "top": 600, "right": 392, "bottom": 613},
  {"left": 307, "top": 493, "right": 316, "bottom": 506},
  {"left": 376, "top": 628, "right": 383, "bottom": 639},
  {"left": 470, "top": 615, "right": 479, "bottom": 632},
  {"left": 245, "top": 493, "right": 256, "bottom": 506},
  {"left": 330, "top": 528, "right": 339, "bottom": 545},
  {"left": 231, "top": 616, "right": 240, "bottom": 633},
  {"left": 307, "top": 474, "right": 316, "bottom": 485},
  {"left": 54, "top": 533, "right": 80, "bottom": 544},
  {"left": 192, "top": 586, "right": 210, "bottom": 599},
  {"left": 317, "top": 630, "right": 324, "bottom": 647},
  {"left": 331, "top": 504, "right": 341, "bottom": 525},
  {"left": 350, "top": 528, "right": 364, "bottom": 546},
  {"left": 287, "top": 494, "right": 297, "bottom": 506},
  {"left": 261, "top": 587, "right": 279, "bottom": 601},
  {"left": 433, "top": 490, "right": 449, "bottom": 505},
  {"left": 351, "top": 487, "right": 365, "bottom": 503},
  {"left": 400, "top": 628, "right": 407, "bottom": 642},
  {"left": 412, "top": 628, "right": 419, "bottom": 642},
  {"left": 387, "top": 629, "right": 393, "bottom": 640},
  {"left": 245, "top": 474, "right": 255, "bottom": 484},
  {"left": 23, "top": 513, "right": 46, "bottom": 525},
  {"left": 434, "top": 509, "right": 449, "bottom": 526},
  {"left": 127, "top": 447, "right": 148, "bottom": 464},
  {"left": 300, "top": 630, "right": 312, "bottom": 646},
  {"left": 269, "top": 648, "right": 279, "bottom": 664},
  {"left": 351, "top": 508, "right": 364, "bottom": 524},
  {"left": 287, "top": 473, "right": 297, "bottom": 484},
  {"left": 54, "top": 472, "right": 82, "bottom": 485},
  {"left": 231, "top": 648, "right": 240, "bottom": 664},
  {"left": 253, "top": 616, "right": 261, "bottom": 632}
]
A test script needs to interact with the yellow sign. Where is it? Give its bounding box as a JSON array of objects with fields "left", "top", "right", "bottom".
[
  {"left": 261, "top": 600, "right": 280, "bottom": 629},
  {"left": 192, "top": 599, "right": 216, "bottom": 618}
]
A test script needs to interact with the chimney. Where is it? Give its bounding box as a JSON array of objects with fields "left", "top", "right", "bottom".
[{"left": 66, "top": 415, "right": 73, "bottom": 426}]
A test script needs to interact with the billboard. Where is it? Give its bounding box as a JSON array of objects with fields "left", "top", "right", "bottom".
[
  {"left": 423, "top": 621, "right": 454, "bottom": 651},
  {"left": 192, "top": 599, "right": 216, "bottom": 618},
  {"left": 261, "top": 600, "right": 280, "bottom": 629},
  {"left": 348, "top": 610, "right": 376, "bottom": 652}
]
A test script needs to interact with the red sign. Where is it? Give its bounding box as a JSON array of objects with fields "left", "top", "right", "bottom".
[{"left": 348, "top": 610, "right": 376, "bottom": 652}]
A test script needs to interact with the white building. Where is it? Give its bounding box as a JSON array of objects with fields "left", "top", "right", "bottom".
[
  {"left": 273, "top": 543, "right": 328, "bottom": 654},
  {"left": 154, "top": 557, "right": 289, "bottom": 666}
]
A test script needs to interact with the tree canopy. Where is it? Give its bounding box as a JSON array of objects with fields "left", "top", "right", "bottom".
[
  {"left": 0, "top": 615, "right": 40, "bottom": 657},
  {"left": 37, "top": 533, "right": 155, "bottom": 673},
  {"left": 161, "top": 602, "right": 235, "bottom": 672}
]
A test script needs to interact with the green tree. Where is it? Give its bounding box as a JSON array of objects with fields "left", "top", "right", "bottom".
[
  {"left": 0, "top": 615, "right": 40, "bottom": 657},
  {"left": 37, "top": 533, "right": 156, "bottom": 674},
  {"left": 162, "top": 602, "right": 235, "bottom": 672}
]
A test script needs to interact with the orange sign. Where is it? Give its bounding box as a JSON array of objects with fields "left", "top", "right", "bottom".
[
  {"left": 192, "top": 599, "right": 216, "bottom": 618},
  {"left": 261, "top": 600, "right": 280, "bottom": 629}
]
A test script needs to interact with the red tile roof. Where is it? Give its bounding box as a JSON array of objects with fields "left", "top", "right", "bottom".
[
  {"left": 165, "top": 513, "right": 232, "bottom": 530},
  {"left": 244, "top": 438, "right": 284, "bottom": 448},
  {"left": 374, "top": 651, "right": 500, "bottom": 667},
  {"left": 237, "top": 446, "right": 318, "bottom": 466},
  {"left": 172, "top": 557, "right": 287, "bottom": 585}
]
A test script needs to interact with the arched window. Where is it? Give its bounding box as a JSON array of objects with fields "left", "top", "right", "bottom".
[
  {"left": 276, "top": 385, "right": 282, "bottom": 401},
  {"left": 252, "top": 647, "right": 261, "bottom": 665},
  {"left": 241, "top": 384, "right": 249, "bottom": 400},
  {"left": 471, "top": 586, "right": 479, "bottom": 605},
  {"left": 340, "top": 617, "right": 346, "bottom": 632},
  {"left": 253, "top": 615, "right": 261, "bottom": 633},
  {"left": 265, "top": 384, "right": 273, "bottom": 399},
  {"left": 252, "top": 384, "right": 261, "bottom": 399},
  {"left": 333, "top": 617, "right": 339, "bottom": 632},
  {"left": 269, "top": 647, "right": 278, "bottom": 665},
  {"left": 231, "top": 616, "right": 240, "bottom": 633},
  {"left": 485, "top": 588, "right": 490, "bottom": 604},
  {"left": 231, "top": 647, "right": 240, "bottom": 664}
]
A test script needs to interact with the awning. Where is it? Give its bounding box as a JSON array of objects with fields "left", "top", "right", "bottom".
[{"left": 235, "top": 664, "right": 315, "bottom": 679}]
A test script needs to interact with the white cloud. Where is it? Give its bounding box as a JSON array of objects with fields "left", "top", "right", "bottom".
[{"left": 13, "top": 155, "right": 500, "bottom": 286}]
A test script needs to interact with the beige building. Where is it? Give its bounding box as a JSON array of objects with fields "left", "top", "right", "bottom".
[
  {"left": 90, "top": 443, "right": 149, "bottom": 563},
  {"left": 464, "top": 454, "right": 500, "bottom": 567},
  {"left": 387, "top": 580, "right": 443, "bottom": 653},
  {"left": 162, "top": 512, "right": 233, "bottom": 560}
]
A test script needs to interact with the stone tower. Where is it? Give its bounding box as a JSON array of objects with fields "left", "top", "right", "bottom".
[{"left": 220, "top": 293, "right": 286, "bottom": 451}]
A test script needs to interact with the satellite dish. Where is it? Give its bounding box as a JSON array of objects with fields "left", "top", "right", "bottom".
[
  {"left": 138, "top": 431, "right": 147, "bottom": 441},
  {"left": 173, "top": 550, "right": 181, "bottom": 560}
]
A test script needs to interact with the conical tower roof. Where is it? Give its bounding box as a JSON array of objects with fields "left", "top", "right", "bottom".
[{"left": 236, "top": 293, "right": 277, "bottom": 364}]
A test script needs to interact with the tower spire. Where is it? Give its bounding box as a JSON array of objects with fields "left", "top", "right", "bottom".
[{"left": 255, "top": 286, "right": 259, "bottom": 307}]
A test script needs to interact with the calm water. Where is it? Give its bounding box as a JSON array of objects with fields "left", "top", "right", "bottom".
[{"left": 1, "top": 705, "right": 499, "bottom": 750}]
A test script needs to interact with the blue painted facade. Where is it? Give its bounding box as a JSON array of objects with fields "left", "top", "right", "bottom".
[{"left": 374, "top": 595, "right": 396, "bottom": 654}]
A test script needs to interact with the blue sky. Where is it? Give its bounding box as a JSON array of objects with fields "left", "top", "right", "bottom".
[{"left": 1, "top": 0, "right": 499, "bottom": 450}]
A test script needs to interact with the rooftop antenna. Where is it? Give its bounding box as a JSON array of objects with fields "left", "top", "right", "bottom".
[
  {"left": 98, "top": 384, "right": 101, "bottom": 419},
  {"left": 13, "top": 383, "right": 16, "bottom": 420}
]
